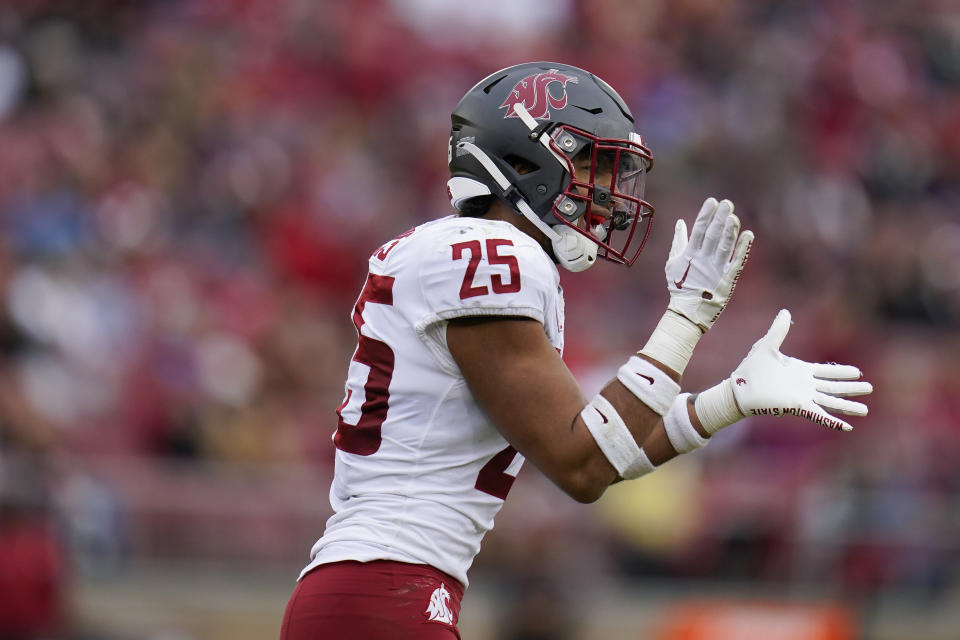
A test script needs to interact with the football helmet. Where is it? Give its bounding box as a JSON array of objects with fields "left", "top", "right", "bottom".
[{"left": 448, "top": 62, "right": 654, "bottom": 270}]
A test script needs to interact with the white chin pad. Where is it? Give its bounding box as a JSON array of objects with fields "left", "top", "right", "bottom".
[{"left": 552, "top": 224, "right": 601, "bottom": 272}]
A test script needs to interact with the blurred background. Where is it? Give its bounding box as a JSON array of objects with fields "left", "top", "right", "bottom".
[{"left": 0, "top": 0, "right": 958, "bottom": 638}]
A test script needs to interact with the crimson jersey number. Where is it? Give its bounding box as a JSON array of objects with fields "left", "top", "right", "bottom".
[
  {"left": 475, "top": 445, "right": 519, "bottom": 500},
  {"left": 334, "top": 274, "right": 395, "bottom": 456},
  {"left": 451, "top": 239, "right": 521, "bottom": 299}
]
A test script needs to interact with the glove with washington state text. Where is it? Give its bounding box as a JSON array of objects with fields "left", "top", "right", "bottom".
[
  {"left": 694, "top": 309, "right": 874, "bottom": 433},
  {"left": 665, "top": 198, "right": 753, "bottom": 332}
]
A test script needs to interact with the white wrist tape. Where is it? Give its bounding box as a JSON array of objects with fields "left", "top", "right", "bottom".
[
  {"left": 639, "top": 310, "right": 703, "bottom": 375},
  {"left": 580, "top": 393, "right": 656, "bottom": 480},
  {"left": 662, "top": 393, "right": 710, "bottom": 454},
  {"left": 693, "top": 379, "right": 745, "bottom": 434},
  {"left": 617, "top": 356, "right": 681, "bottom": 416}
]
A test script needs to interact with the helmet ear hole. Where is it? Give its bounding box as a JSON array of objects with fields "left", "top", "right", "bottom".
[{"left": 503, "top": 154, "right": 539, "bottom": 175}]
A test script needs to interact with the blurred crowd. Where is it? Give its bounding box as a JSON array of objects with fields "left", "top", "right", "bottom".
[{"left": 0, "top": 0, "right": 958, "bottom": 637}]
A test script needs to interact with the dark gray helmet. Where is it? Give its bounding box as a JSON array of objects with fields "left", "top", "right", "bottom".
[{"left": 448, "top": 61, "right": 654, "bottom": 267}]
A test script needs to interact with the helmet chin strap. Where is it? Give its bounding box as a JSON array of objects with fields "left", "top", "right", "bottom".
[{"left": 455, "top": 108, "right": 604, "bottom": 273}]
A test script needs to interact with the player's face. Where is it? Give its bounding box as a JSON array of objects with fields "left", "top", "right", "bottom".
[
  {"left": 572, "top": 153, "right": 614, "bottom": 231},
  {"left": 546, "top": 128, "right": 654, "bottom": 267}
]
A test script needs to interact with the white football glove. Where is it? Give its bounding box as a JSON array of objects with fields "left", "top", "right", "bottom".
[
  {"left": 695, "top": 309, "right": 874, "bottom": 433},
  {"left": 666, "top": 198, "right": 754, "bottom": 331}
]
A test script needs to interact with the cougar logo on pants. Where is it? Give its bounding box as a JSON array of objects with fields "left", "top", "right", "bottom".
[{"left": 425, "top": 582, "right": 454, "bottom": 624}]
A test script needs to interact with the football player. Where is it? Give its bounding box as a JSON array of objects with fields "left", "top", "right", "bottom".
[{"left": 279, "top": 62, "right": 873, "bottom": 640}]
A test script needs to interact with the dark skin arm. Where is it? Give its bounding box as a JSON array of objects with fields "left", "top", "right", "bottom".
[{"left": 447, "top": 316, "right": 709, "bottom": 503}]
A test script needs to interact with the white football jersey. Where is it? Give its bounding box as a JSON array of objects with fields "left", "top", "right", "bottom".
[{"left": 302, "top": 215, "right": 565, "bottom": 586}]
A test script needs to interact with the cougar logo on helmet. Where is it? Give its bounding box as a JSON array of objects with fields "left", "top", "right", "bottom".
[{"left": 500, "top": 70, "right": 578, "bottom": 120}]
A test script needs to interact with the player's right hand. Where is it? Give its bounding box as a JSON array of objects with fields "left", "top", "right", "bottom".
[
  {"left": 665, "top": 198, "right": 753, "bottom": 332},
  {"left": 726, "top": 309, "right": 873, "bottom": 432}
]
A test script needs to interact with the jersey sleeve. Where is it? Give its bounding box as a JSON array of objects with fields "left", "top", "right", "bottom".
[{"left": 414, "top": 221, "right": 559, "bottom": 373}]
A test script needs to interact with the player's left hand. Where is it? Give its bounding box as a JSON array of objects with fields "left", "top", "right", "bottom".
[
  {"left": 665, "top": 198, "right": 753, "bottom": 331},
  {"left": 727, "top": 309, "right": 873, "bottom": 432}
]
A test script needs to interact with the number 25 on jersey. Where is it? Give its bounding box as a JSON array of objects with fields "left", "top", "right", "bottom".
[{"left": 452, "top": 239, "right": 521, "bottom": 299}]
